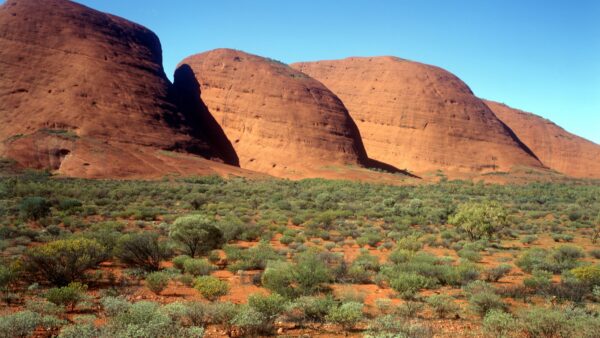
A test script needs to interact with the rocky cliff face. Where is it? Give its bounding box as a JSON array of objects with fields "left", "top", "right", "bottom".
[
  {"left": 175, "top": 49, "right": 369, "bottom": 176},
  {"left": 0, "top": 0, "right": 232, "bottom": 178},
  {"left": 292, "top": 57, "right": 544, "bottom": 175},
  {"left": 485, "top": 100, "right": 600, "bottom": 178}
]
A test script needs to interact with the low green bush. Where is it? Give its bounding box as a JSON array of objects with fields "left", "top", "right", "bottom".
[
  {"left": 146, "top": 272, "right": 170, "bottom": 294},
  {"left": 483, "top": 310, "right": 517, "bottom": 338},
  {"left": 390, "top": 272, "right": 433, "bottom": 299},
  {"left": 0, "top": 310, "right": 63, "bottom": 338},
  {"left": 45, "top": 282, "right": 87, "bottom": 310},
  {"left": 195, "top": 276, "right": 228, "bottom": 301},
  {"left": 325, "top": 301, "right": 364, "bottom": 331},
  {"left": 570, "top": 265, "right": 600, "bottom": 287},
  {"left": 183, "top": 258, "right": 214, "bottom": 276},
  {"left": 57, "top": 324, "right": 100, "bottom": 338},
  {"left": 426, "top": 295, "right": 459, "bottom": 319},
  {"left": 484, "top": 264, "right": 512, "bottom": 282}
]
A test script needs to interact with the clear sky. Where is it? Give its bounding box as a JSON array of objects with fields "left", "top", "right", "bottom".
[{"left": 11, "top": 0, "right": 600, "bottom": 143}]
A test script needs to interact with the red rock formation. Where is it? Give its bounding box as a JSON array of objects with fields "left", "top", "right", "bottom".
[
  {"left": 0, "top": 0, "right": 236, "bottom": 178},
  {"left": 484, "top": 100, "right": 600, "bottom": 178},
  {"left": 292, "top": 57, "right": 544, "bottom": 176},
  {"left": 176, "top": 49, "right": 369, "bottom": 176}
]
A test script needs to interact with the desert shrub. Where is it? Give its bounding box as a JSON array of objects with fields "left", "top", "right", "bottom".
[
  {"left": 45, "top": 282, "right": 87, "bottom": 310},
  {"left": 458, "top": 248, "right": 482, "bottom": 262},
  {"left": 374, "top": 298, "right": 393, "bottom": 314},
  {"left": 449, "top": 201, "right": 507, "bottom": 240},
  {"left": 334, "top": 285, "right": 367, "bottom": 303},
  {"left": 57, "top": 324, "right": 100, "bottom": 338},
  {"left": 102, "top": 300, "right": 203, "bottom": 337},
  {"left": 170, "top": 215, "right": 224, "bottom": 257},
  {"left": 19, "top": 196, "right": 51, "bottom": 220},
  {"left": 518, "top": 307, "right": 571, "bottom": 338},
  {"left": 172, "top": 255, "right": 191, "bottom": 271},
  {"left": 57, "top": 198, "right": 82, "bottom": 212},
  {"left": 183, "top": 258, "right": 214, "bottom": 276},
  {"left": 520, "top": 235, "right": 537, "bottom": 245},
  {"left": 261, "top": 251, "right": 331, "bottom": 298},
  {"left": 24, "top": 299, "right": 65, "bottom": 316},
  {"left": 285, "top": 296, "right": 335, "bottom": 325},
  {"left": 293, "top": 251, "right": 332, "bottom": 295},
  {"left": 101, "top": 296, "right": 131, "bottom": 317},
  {"left": 517, "top": 246, "right": 584, "bottom": 274},
  {"left": 588, "top": 249, "right": 600, "bottom": 259},
  {"left": 0, "top": 263, "right": 19, "bottom": 291},
  {"left": 483, "top": 310, "right": 518, "bottom": 338},
  {"left": 226, "top": 241, "right": 281, "bottom": 271},
  {"left": 390, "top": 272, "right": 432, "bottom": 299},
  {"left": 452, "top": 262, "right": 481, "bottom": 285},
  {"left": 346, "top": 264, "right": 372, "bottom": 284},
  {"left": 484, "top": 264, "right": 512, "bottom": 282},
  {"left": 570, "top": 265, "right": 600, "bottom": 286},
  {"left": 0, "top": 311, "right": 63, "bottom": 338},
  {"left": 231, "top": 306, "right": 266, "bottom": 336},
  {"left": 523, "top": 269, "right": 552, "bottom": 292},
  {"left": 388, "top": 249, "right": 413, "bottom": 264},
  {"left": 396, "top": 300, "right": 425, "bottom": 318},
  {"left": 25, "top": 238, "right": 105, "bottom": 285},
  {"left": 426, "top": 295, "right": 459, "bottom": 318},
  {"left": 468, "top": 291, "right": 507, "bottom": 317},
  {"left": 326, "top": 301, "right": 364, "bottom": 331},
  {"left": 114, "top": 232, "right": 170, "bottom": 271},
  {"left": 195, "top": 276, "right": 228, "bottom": 301},
  {"left": 210, "top": 301, "right": 239, "bottom": 334},
  {"left": 396, "top": 236, "right": 424, "bottom": 252},
  {"left": 261, "top": 261, "right": 296, "bottom": 298},
  {"left": 365, "top": 314, "right": 432, "bottom": 338},
  {"left": 146, "top": 272, "right": 170, "bottom": 294},
  {"left": 244, "top": 293, "right": 287, "bottom": 333}
]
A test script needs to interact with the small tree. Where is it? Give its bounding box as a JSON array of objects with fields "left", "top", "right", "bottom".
[
  {"left": 44, "top": 282, "right": 87, "bottom": 311},
  {"left": 170, "top": 215, "right": 224, "bottom": 258},
  {"left": 25, "top": 238, "right": 105, "bottom": 286},
  {"left": 114, "top": 233, "right": 169, "bottom": 271},
  {"left": 449, "top": 201, "right": 507, "bottom": 240}
]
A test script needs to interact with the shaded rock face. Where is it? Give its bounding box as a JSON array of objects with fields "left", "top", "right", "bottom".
[
  {"left": 292, "top": 57, "right": 544, "bottom": 175},
  {"left": 485, "top": 101, "right": 600, "bottom": 178},
  {"left": 175, "top": 49, "right": 369, "bottom": 176},
  {"left": 0, "top": 0, "right": 229, "bottom": 177}
]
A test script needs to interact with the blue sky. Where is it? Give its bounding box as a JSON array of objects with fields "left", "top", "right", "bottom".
[{"left": 11, "top": 0, "right": 600, "bottom": 143}]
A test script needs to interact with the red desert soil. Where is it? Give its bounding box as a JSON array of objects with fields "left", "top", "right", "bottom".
[
  {"left": 175, "top": 49, "right": 371, "bottom": 177},
  {"left": 292, "top": 57, "right": 545, "bottom": 177},
  {"left": 0, "top": 0, "right": 247, "bottom": 179},
  {"left": 484, "top": 100, "right": 600, "bottom": 178}
]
